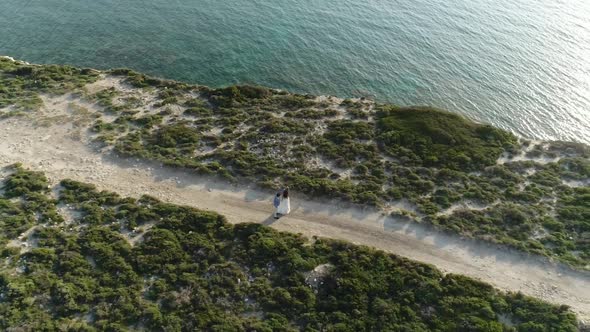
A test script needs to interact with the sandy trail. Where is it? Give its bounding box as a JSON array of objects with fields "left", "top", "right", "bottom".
[{"left": 0, "top": 115, "right": 589, "bottom": 322}]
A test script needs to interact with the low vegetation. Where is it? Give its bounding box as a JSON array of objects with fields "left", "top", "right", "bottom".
[
  {"left": 0, "top": 57, "right": 99, "bottom": 114},
  {"left": 375, "top": 107, "right": 517, "bottom": 170},
  {"left": 0, "top": 58, "right": 589, "bottom": 270},
  {"left": 0, "top": 165, "right": 580, "bottom": 331}
]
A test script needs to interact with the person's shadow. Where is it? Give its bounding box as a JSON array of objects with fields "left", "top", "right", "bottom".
[{"left": 262, "top": 214, "right": 280, "bottom": 226}]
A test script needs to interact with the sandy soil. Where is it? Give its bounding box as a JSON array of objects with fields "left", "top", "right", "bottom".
[{"left": 1, "top": 99, "right": 589, "bottom": 323}]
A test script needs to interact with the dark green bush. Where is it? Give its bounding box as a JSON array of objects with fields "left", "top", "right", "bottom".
[
  {"left": 376, "top": 106, "right": 517, "bottom": 170},
  {"left": 0, "top": 170, "right": 580, "bottom": 330}
]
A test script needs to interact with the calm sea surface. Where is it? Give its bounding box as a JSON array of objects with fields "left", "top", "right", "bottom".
[{"left": 1, "top": 0, "right": 589, "bottom": 143}]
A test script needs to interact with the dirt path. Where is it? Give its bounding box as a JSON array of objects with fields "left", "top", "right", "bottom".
[{"left": 1, "top": 113, "right": 589, "bottom": 322}]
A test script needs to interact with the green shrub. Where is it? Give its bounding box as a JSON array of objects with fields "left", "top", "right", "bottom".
[
  {"left": 0, "top": 170, "right": 580, "bottom": 330},
  {"left": 376, "top": 106, "right": 517, "bottom": 170}
]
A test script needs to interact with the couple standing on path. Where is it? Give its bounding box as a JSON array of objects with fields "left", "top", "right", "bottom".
[{"left": 273, "top": 188, "right": 291, "bottom": 219}]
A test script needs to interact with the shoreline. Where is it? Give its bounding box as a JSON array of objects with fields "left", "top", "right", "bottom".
[
  {"left": 1, "top": 56, "right": 589, "bottom": 271},
  {"left": 2, "top": 54, "right": 585, "bottom": 146},
  {"left": 0, "top": 56, "right": 589, "bottom": 324}
]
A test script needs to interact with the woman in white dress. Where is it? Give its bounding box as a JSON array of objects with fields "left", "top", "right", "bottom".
[{"left": 276, "top": 188, "right": 291, "bottom": 217}]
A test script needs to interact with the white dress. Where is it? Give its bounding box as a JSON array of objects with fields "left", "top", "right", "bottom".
[{"left": 277, "top": 197, "right": 291, "bottom": 215}]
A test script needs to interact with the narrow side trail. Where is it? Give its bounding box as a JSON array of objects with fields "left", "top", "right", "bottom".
[{"left": 1, "top": 115, "right": 589, "bottom": 321}]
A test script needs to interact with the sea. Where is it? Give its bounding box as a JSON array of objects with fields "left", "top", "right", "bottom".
[{"left": 1, "top": 0, "right": 589, "bottom": 144}]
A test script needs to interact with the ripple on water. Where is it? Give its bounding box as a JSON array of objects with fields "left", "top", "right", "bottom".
[{"left": 0, "top": 0, "right": 589, "bottom": 143}]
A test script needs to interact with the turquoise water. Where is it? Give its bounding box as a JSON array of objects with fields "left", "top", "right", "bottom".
[{"left": 1, "top": 0, "right": 589, "bottom": 143}]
